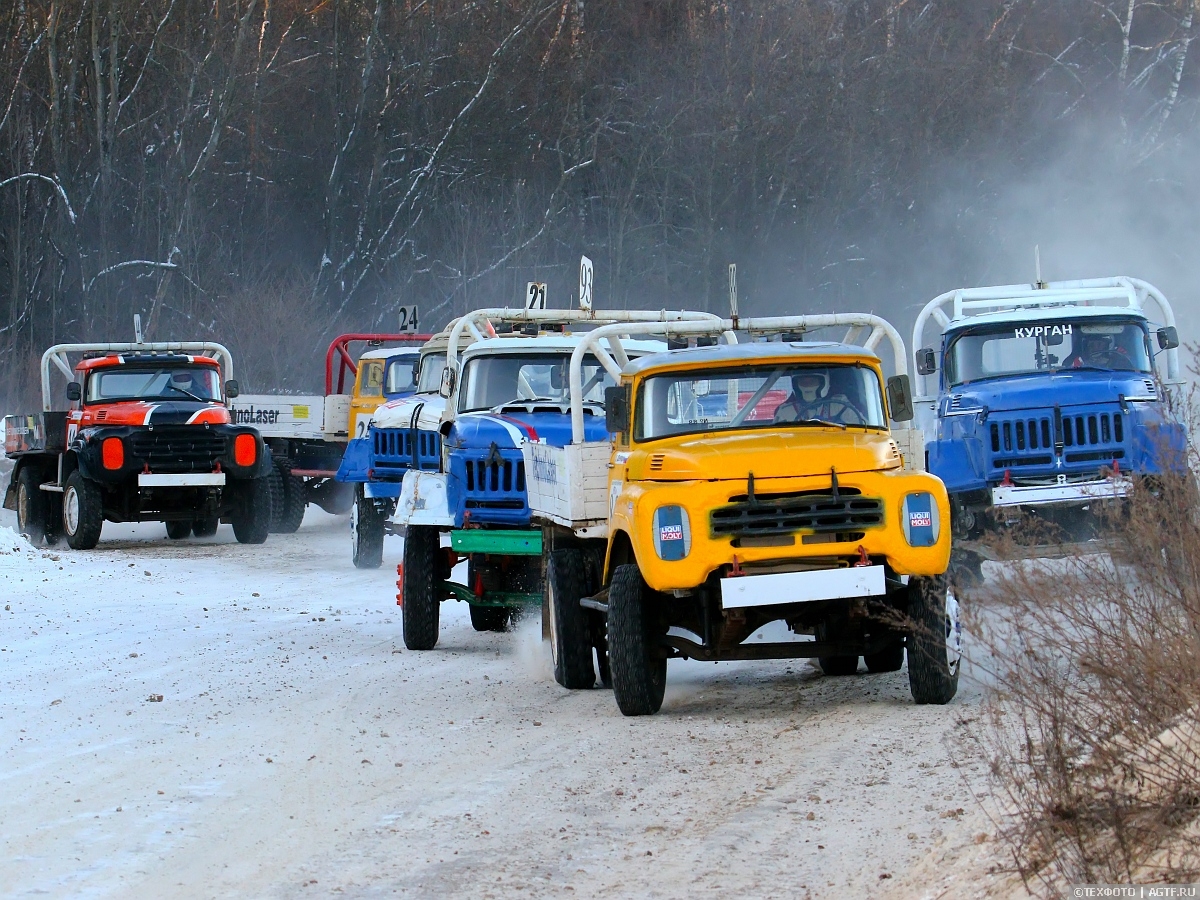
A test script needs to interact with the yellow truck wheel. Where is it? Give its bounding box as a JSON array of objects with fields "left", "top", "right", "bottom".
[
  {"left": 906, "top": 576, "right": 960, "bottom": 704},
  {"left": 814, "top": 618, "right": 860, "bottom": 676},
  {"left": 608, "top": 564, "right": 666, "bottom": 716}
]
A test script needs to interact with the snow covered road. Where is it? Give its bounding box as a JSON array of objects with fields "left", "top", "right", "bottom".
[{"left": 0, "top": 510, "right": 988, "bottom": 898}]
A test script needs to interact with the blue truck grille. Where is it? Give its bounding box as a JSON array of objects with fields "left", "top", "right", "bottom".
[
  {"left": 463, "top": 455, "right": 527, "bottom": 510},
  {"left": 370, "top": 427, "right": 440, "bottom": 474},
  {"left": 989, "top": 411, "right": 1125, "bottom": 470}
]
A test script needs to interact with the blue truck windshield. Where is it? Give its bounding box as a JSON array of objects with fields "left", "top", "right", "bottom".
[
  {"left": 458, "top": 352, "right": 615, "bottom": 413},
  {"left": 945, "top": 318, "right": 1152, "bottom": 387}
]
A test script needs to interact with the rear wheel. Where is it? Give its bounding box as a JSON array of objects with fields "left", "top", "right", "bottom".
[
  {"left": 469, "top": 604, "right": 511, "bottom": 632},
  {"left": 608, "top": 564, "right": 666, "bottom": 716},
  {"left": 815, "top": 617, "right": 860, "bottom": 676},
  {"left": 402, "top": 526, "right": 441, "bottom": 650},
  {"left": 948, "top": 549, "right": 984, "bottom": 591},
  {"left": 351, "top": 487, "right": 385, "bottom": 569},
  {"left": 547, "top": 549, "right": 595, "bottom": 689},
  {"left": 271, "top": 459, "right": 306, "bottom": 534},
  {"left": 864, "top": 640, "right": 905, "bottom": 673},
  {"left": 313, "top": 480, "right": 354, "bottom": 515},
  {"left": 231, "top": 477, "right": 271, "bottom": 544},
  {"left": 165, "top": 520, "right": 192, "bottom": 540},
  {"left": 16, "top": 467, "right": 48, "bottom": 546},
  {"left": 62, "top": 471, "right": 104, "bottom": 550},
  {"left": 192, "top": 517, "right": 219, "bottom": 537},
  {"left": 906, "top": 576, "right": 961, "bottom": 704}
]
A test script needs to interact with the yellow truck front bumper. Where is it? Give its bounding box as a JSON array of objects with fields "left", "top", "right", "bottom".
[{"left": 607, "top": 469, "right": 951, "bottom": 594}]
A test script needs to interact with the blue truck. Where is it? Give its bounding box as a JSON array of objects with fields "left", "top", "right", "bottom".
[
  {"left": 911, "top": 276, "right": 1184, "bottom": 578},
  {"left": 391, "top": 307, "right": 720, "bottom": 649},
  {"left": 336, "top": 327, "right": 460, "bottom": 568}
]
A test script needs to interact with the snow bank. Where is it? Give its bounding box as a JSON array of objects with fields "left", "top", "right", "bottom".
[
  {"left": 0, "top": 525, "right": 48, "bottom": 577},
  {"left": 0, "top": 525, "right": 34, "bottom": 554}
]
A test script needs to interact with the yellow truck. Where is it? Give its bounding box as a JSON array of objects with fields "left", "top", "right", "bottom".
[{"left": 524, "top": 315, "right": 959, "bottom": 715}]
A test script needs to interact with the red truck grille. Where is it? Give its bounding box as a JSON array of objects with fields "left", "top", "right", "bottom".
[{"left": 127, "top": 429, "right": 226, "bottom": 473}]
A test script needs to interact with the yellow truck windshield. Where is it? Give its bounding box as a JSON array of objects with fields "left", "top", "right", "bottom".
[{"left": 635, "top": 363, "right": 887, "bottom": 441}]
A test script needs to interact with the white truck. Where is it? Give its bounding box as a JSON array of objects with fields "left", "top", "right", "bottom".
[{"left": 229, "top": 332, "right": 430, "bottom": 533}]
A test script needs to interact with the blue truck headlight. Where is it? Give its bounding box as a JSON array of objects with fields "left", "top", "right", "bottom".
[
  {"left": 902, "top": 492, "right": 940, "bottom": 547},
  {"left": 653, "top": 505, "right": 691, "bottom": 560}
]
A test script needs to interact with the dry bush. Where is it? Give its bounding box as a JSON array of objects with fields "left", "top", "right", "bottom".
[{"left": 969, "top": 422, "right": 1200, "bottom": 891}]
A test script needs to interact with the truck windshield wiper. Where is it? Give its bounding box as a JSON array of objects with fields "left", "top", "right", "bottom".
[
  {"left": 789, "top": 417, "right": 848, "bottom": 430},
  {"left": 165, "top": 385, "right": 208, "bottom": 403}
]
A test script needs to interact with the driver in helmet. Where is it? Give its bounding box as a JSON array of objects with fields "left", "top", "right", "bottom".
[
  {"left": 774, "top": 369, "right": 864, "bottom": 424},
  {"left": 165, "top": 369, "right": 204, "bottom": 398},
  {"left": 1072, "top": 332, "right": 1129, "bottom": 369}
]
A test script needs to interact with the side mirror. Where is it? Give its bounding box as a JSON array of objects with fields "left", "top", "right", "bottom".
[
  {"left": 887, "top": 374, "right": 915, "bottom": 423},
  {"left": 1158, "top": 326, "right": 1180, "bottom": 351},
  {"left": 440, "top": 366, "right": 456, "bottom": 399},
  {"left": 1045, "top": 332, "right": 1063, "bottom": 346},
  {"left": 224, "top": 379, "right": 240, "bottom": 399},
  {"left": 915, "top": 348, "right": 937, "bottom": 376},
  {"left": 605, "top": 385, "right": 631, "bottom": 434},
  {"left": 410, "top": 363, "right": 420, "bottom": 387},
  {"left": 66, "top": 381, "right": 82, "bottom": 402}
]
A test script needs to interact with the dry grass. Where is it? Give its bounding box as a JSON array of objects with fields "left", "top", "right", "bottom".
[{"left": 967, "top": 413, "right": 1200, "bottom": 892}]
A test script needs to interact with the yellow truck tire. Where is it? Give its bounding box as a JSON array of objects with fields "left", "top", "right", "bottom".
[
  {"left": 547, "top": 549, "right": 595, "bottom": 689},
  {"left": 863, "top": 641, "right": 905, "bottom": 673},
  {"left": 814, "top": 618, "right": 860, "bottom": 676},
  {"left": 906, "top": 576, "right": 960, "bottom": 704},
  {"left": 608, "top": 564, "right": 667, "bottom": 716}
]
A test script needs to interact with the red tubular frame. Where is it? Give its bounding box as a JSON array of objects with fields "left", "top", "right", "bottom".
[{"left": 324, "top": 333, "right": 433, "bottom": 395}]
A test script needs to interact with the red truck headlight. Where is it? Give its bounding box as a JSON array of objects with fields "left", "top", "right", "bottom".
[
  {"left": 234, "top": 433, "right": 257, "bottom": 467},
  {"left": 102, "top": 437, "right": 124, "bottom": 470}
]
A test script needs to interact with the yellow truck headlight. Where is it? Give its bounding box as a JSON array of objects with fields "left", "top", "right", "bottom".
[
  {"left": 653, "top": 505, "right": 691, "bottom": 560},
  {"left": 902, "top": 492, "right": 940, "bottom": 547}
]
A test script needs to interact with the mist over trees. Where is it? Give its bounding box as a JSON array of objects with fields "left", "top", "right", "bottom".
[{"left": 2, "top": 0, "right": 1197, "bottom": 400}]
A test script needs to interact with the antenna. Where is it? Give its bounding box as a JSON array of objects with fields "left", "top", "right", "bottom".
[
  {"left": 1034, "top": 246, "right": 1046, "bottom": 289},
  {"left": 728, "top": 263, "right": 739, "bottom": 325},
  {"left": 134, "top": 314, "right": 144, "bottom": 344}
]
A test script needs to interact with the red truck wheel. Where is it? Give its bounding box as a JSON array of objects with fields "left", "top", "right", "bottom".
[
  {"left": 16, "top": 468, "right": 48, "bottom": 546},
  {"left": 231, "top": 477, "right": 271, "bottom": 544},
  {"left": 62, "top": 471, "right": 103, "bottom": 550}
]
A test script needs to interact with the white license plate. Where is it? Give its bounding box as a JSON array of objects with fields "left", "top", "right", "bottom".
[
  {"left": 138, "top": 473, "right": 226, "bottom": 488},
  {"left": 720, "top": 564, "right": 886, "bottom": 609}
]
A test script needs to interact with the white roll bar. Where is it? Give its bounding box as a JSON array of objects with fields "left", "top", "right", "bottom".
[
  {"left": 911, "top": 276, "right": 1181, "bottom": 399},
  {"left": 444, "top": 308, "right": 725, "bottom": 374},
  {"left": 41, "top": 342, "right": 234, "bottom": 412},
  {"left": 567, "top": 313, "right": 908, "bottom": 444}
]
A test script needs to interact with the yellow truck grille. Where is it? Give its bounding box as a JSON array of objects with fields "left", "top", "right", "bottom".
[{"left": 710, "top": 491, "right": 884, "bottom": 538}]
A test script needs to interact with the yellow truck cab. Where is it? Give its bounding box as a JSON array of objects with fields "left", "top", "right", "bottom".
[{"left": 526, "top": 315, "right": 959, "bottom": 716}]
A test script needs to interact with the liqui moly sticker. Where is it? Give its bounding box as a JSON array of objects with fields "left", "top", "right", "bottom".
[
  {"left": 909, "top": 510, "right": 933, "bottom": 528},
  {"left": 660, "top": 524, "right": 684, "bottom": 541}
]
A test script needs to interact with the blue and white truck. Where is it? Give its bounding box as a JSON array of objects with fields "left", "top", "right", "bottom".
[
  {"left": 337, "top": 325, "right": 468, "bottom": 568},
  {"left": 392, "top": 306, "right": 721, "bottom": 649},
  {"left": 911, "top": 276, "right": 1184, "bottom": 577}
]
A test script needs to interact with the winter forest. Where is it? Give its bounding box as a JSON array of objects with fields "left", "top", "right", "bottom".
[{"left": 2, "top": 0, "right": 1198, "bottom": 401}]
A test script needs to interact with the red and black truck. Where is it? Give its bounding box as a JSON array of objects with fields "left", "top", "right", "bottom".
[{"left": 4, "top": 335, "right": 272, "bottom": 549}]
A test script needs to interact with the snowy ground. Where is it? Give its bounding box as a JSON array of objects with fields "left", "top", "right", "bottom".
[{"left": 0, "top": 506, "right": 996, "bottom": 899}]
